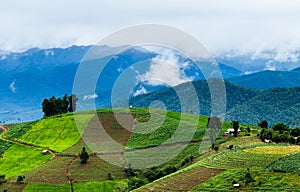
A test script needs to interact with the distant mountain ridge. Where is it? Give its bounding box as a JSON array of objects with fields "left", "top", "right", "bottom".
[
  {"left": 130, "top": 79, "right": 300, "bottom": 126},
  {"left": 1, "top": 45, "right": 300, "bottom": 124},
  {"left": 228, "top": 70, "right": 300, "bottom": 90}
]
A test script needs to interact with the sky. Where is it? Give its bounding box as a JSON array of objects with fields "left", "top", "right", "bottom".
[{"left": 1, "top": 0, "right": 300, "bottom": 54}]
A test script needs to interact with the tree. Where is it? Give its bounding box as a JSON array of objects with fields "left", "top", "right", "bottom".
[
  {"left": 42, "top": 94, "right": 77, "bottom": 117},
  {"left": 244, "top": 168, "right": 255, "bottom": 184},
  {"left": 16, "top": 175, "right": 25, "bottom": 183},
  {"left": 68, "top": 94, "right": 78, "bottom": 112},
  {"left": 232, "top": 120, "right": 239, "bottom": 137},
  {"left": 272, "top": 123, "right": 289, "bottom": 134},
  {"left": 271, "top": 131, "right": 281, "bottom": 143},
  {"left": 258, "top": 120, "right": 268, "bottom": 129},
  {"left": 207, "top": 116, "right": 222, "bottom": 148},
  {"left": 290, "top": 127, "right": 300, "bottom": 137},
  {"left": 79, "top": 147, "right": 89, "bottom": 164},
  {"left": 247, "top": 127, "right": 251, "bottom": 134},
  {"left": 214, "top": 145, "right": 219, "bottom": 153}
]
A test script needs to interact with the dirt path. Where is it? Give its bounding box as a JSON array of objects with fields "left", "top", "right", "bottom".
[
  {"left": 0, "top": 132, "right": 57, "bottom": 157},
  {"left": 0, "top": 125, "right": 8, "bottom": 133}
]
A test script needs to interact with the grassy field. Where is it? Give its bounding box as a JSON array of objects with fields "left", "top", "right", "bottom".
[
  {"left": 267, "top": 151, "right": 300, "bottom": 173},
  {"left": 202, "top": 145, "right": 300, "bottom": 170},
  {"left": 18, "top": 113, "right": 93, "bottom": 152},
  {"left": 192, "top": 169, "right": 300, "bottom": 191},
  {"left": 3, "top": 121, "right": 36, "bottom": 140},
  {"left": 0, "top": 144, "right": 51, "bottom": 179},
  {"left": 4, "top": 108, "right": 300, "bottom": 192},
  {"left": 23, "top": 180, "right": 128, "bottom": 192}
]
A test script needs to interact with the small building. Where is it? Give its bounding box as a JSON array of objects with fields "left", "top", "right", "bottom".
[
  {"left": 224, "top": 128, "right": 241, "bottom": 136},
  {"left": 42, "top": 150, "right": 49, "bottom": 155}
]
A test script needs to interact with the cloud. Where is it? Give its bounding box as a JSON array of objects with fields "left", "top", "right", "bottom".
[
  {"left": 83, "top": 93, "right": 98, "bottom": 100},
  {"left": 8, "top": 80, "right": 16, "bottom": 93},
  {"left": 264, "top": 61, "right": 276, "bottom": 71},
  {"left": 137, "top": 52, "right": 192, "bottom": 87},
  {"left": 133, "top": 86, "right": 147, "bottom": 96},
  {"left": 1, "top": 0, "right": 300, "bottom": 54}
]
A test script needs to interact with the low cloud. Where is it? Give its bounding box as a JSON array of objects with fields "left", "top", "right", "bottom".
[
  {"left": 8, "top": 80, "right": 16, "bottom": 93},
  {"left": 137, "top": 52, "right": 192, "bottom": 87},
  {"left": 133, "top": 86, "right": 147, "bottom": 96},
  {"left": 83, "top": 93, "right": 98, "bottom": 100}
]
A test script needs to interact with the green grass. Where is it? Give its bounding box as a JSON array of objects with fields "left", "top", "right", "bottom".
[
  {"left": 18, "top": 113, "right": 93, "bottom": 152},
  {"left": 0, "top": 144, "right": 51, "bottom": 179},
  {"left": 126, "top": 110, "right": 230, "bottom": 149},
  {"left": 192, "top": 169, "right": 300, "bottom": 191},
  {"left": 3, "top": 121, "right": 35, "bottom": 140},
  {"left": 23, "top": 180, "right": 128, "bottom": 192},
  {"left": 24, "top": 155, "right": 125, "bottom": 184},
  {"left": 23, "top": 183, "right": 70, "bottom": 192},
  {"left": 267, "top": 152, "right": 300, "bottom": 173},
  {"left": 202, "top": 146, "right": 285, "bottom": 170},
  {"left": 0, "top": 139, "right": 13, "bottom": 153}
]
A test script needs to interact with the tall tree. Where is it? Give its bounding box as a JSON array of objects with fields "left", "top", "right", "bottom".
[
  {"left": 258, "top": 120, "right": 268, "bottom": 129},
  {"left": 232, "top": 120, "right": 239, "bottom": 137},
  {"left": 272, "top": 123, "right": 289, "bottom": 134},
  {"left": 207, "top": 116, "right": 222, "bottom": 148},
  {"left": 42, "top": 94, "right": 77, "bottom": 117},
  {"left": 68, "top": 94, "right": 78, "bottom": 112}
]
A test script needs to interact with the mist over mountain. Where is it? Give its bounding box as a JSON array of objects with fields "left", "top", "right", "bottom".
[
  {"left": 215, "top": 49, "right": 300, "bottom": 73},
  {"left": 1, "top": 45, "right": 300, "bottom": 124}
]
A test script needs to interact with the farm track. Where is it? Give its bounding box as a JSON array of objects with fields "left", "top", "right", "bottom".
[
  {"left": 0, "top": 133, "right": 57, "bottom": 155},
  {"left": 0, "top": 125, "right": 8, "bottom": 133}
]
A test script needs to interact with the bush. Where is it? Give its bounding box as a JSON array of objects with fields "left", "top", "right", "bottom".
[
  {"left": 107, "top": 173, "right": 115, "bottom": 180},
  {"left": 16, "top": 175, "right": 25, "bottom": 183},
  {"left": 128, "top": 176, "right": 148, "bottom": 191}
]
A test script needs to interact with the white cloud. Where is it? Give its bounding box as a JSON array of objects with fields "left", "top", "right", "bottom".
[
  {"left": 274, "top": 50, "right": 299, "bottom": 63},
  {"left": 0, "top": 0, "right": 300, "bottom": 54},
  {"left": 137, "top": 52, "right": 192, "bottom": 86},
  {"left": 264, "top": 61, "right": 276, "bottom": 71},
  {"left": 133, "top": 86, "right": 147, "bottom": 96},
  {"left": 9, "top": 81, "right": 16, "bottom": 93},
  {"left": 83, "top": 93, "right": 98, "bottom": 100}
]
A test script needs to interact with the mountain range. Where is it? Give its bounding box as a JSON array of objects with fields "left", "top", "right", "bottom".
[{"left": 1, "top": 45, "right": 300, "bottom": 124}]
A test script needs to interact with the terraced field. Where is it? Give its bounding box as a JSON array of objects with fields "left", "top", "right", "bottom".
[{"left": 267, "top": 151, "right": 300, "bottom": 173}]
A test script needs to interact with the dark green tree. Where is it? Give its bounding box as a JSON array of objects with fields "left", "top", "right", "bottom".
[
  {"left": 290, "top": 127, "right": 300, "bottom": 137},
  {"left": 16, "top": 175, "right": 25, "bottom": 183},
  {"left": 244, "top": 168, "right": 255, "bottom": 184},
  {"left": 258, "top": 120, "right": 268, "bottom": 128},
  {"left": 42, "top": 94, "right": 77, "bottom": 117},
  {"left": 68, "top": 94, "right": 78, "bottom": 112},
  {"left": 207, "top": 116, "right": 222, "bottom": 148},
  {"left": 232, "top": 120, "right": 239, "bottom": 137},
  {"left": 79, "top": 147, "right": 89, "bottom": 164},
  {"left": 272, "top": 123, "right": 289, "bottom": 134}
]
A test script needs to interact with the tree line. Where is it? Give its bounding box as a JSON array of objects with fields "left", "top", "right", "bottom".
[
  {"left": 259, "top": 120, "right": 300, "bottom": 144},
  {"left": 42, "top": 94, "right": 78, "bottom": 117}
]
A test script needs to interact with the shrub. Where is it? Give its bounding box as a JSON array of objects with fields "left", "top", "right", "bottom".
[
  {"left": 107, "top": 173, "right": 115, "bottom": 180},
  {"left": 128, "top": 177, "right": 148, "bottom": 191}
]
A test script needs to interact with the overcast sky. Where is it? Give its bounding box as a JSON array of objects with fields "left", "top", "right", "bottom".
[{"left": 1, "top": 0, "right": 300, "bottom": 54}]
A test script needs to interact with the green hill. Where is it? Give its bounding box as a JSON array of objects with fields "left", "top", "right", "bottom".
[
  {"left": 130, "top": 79, "right": 300, "bottom": 126},
  {"left": 0, "top": 108, "right": 231, "bottom": 191},
  {"left": 1, "top": 108, "right": 300, "bottom": 191},
  {"left": 228, "top": 70, "right": 300, "bottom": 90}
]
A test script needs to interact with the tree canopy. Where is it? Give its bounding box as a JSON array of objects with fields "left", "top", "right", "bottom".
[{"left": 42, "top": 94, "right": 78, "bottom": 117}]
